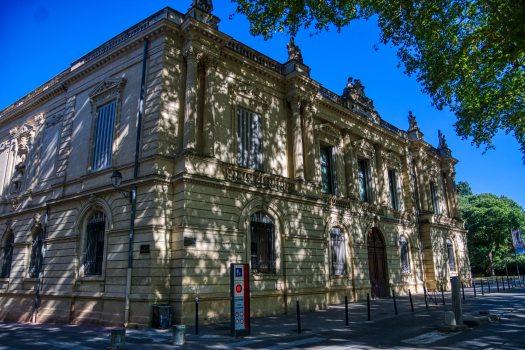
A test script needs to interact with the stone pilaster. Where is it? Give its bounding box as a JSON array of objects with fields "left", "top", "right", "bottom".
[
  {"left": 302, "top": 101, "right": 316, "bottom": 182},
  {"left": 182, "top": 48, "right": 201, "bottom": 152},
  {"left": 202, "top": 55, "right": 219, "bottom": 156},
  {"left": 287, "top": 95, "right": 304, "bottom": 180},
  {"left": 445, "top": 170, "right": 461, "bottom": 219},
  {"left": 374, "top": 144, "right": 387, "bottom": 206},
  {"left": 413, "top": 150, "right": 429, "bottom": 212},
  {"left": 342, "top": 129, "right": 357, "bottom": 199}
]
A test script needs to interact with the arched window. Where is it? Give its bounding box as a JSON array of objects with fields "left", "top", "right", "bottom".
[
  {"left": 85, "top": 211, "right": 106, "bottom": 276},
  {"left": 447, "top": 240, "right": 456, "bottom": 271},
  {"left": 399, "top": 236, "right": 410, "bottom": 273},
  {"left": 1, "top": 234, "right": 14, "bottom": 278},
  {"left": 330, "top": 227, "right": 346, "bottom": 275},
  {"left": 29, "top": 229, "right": 44, "bottom": 278},
  {"left": 250, "top": 212, "right": 275, "bottom": 274}
]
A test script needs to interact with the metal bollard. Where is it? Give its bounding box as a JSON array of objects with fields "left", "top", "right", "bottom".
[
  {"left": 296, "top": 300, "right": 301, "bottom": 334},
  {"left": 461, "top": 282, "right": 465, "bottom": 300},
  {"left": 172, "top": 325, "right": 186, "bottom": 346},
  {"left": 195, "top": 297, "right": 199, "bottom": 335},
  {"left": 507, "top": 275, "right": 511, "bottom": 289},
  {"left": 514, "top": 276, "right": 517, "bottom": 288},
  {"left": 367, "top": 293, "right": 371, "bottom": 321},
  {"left": 503, "top": 277, "right": 506, "bottom": 290},
  {"left": 409, "top": 289, "right": 414, "bottom": 312},
  {"left": 481, "top": 280, "right": 484, "bottom": 295},
  {"left": 488, "top": 279, "right": 491, "bottom": 294},
  {"left": 110, "top": 328, "right": 125, "bottom": 350},
  {"left": 519, "top": 276, "right": 522, "bottom": 287},
  {"left": 423, "top": 286, "right": 428, "bottom": 308},
  {"left": 392, "top": 290, "right": 398, "bottom": 315},
  {"left": 441, "top": 284, "right": 445, "bottom": 305},
  {"left": 473, "top": 280, "right": 477, "bottom": 297},
  {"left": 497, "top": 277, "right": 500, "bottom": 292},
  {"left": 345, "top": 296, "right": 349, "bottom": 326}
]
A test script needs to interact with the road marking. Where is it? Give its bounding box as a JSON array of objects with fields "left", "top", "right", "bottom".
[
  {"left": 315, "top": 341, "right": 366, "bottom": 349},
  {"left": 401, "top": 331, "right": 459, "bottom": 345},
  {"left": 266, "top": 337, "right": 326, "bottom": 350}
]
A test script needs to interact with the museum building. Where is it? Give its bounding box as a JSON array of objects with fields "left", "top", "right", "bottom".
[{"left": 0, "top": 1, "right": 471, "bottom": 327}]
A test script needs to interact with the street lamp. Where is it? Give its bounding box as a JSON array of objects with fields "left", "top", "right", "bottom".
[{"left": 111, "top": 170, "right": 132, "bottom": 201}]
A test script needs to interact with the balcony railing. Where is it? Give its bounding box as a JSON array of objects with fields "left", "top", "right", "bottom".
[{"left": 226, "top": 40, "right": 283, "bottom": 74}]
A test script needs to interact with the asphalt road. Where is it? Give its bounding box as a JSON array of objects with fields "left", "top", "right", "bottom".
[{"left": 0, "top": 286, "right": 524, "bottom": 350}]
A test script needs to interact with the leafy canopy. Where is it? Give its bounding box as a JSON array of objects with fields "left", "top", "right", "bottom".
[
  {"left": 456, "top": 181, "right": 473, "bottom": 196},
  {"left": 457, "top": 183, "right": 525, "bottom": 275},
  {"left": 232, "top": 0, "right": 525, "bottom": 160}
]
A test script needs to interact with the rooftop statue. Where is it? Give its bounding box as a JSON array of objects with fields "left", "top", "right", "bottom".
[
  {"left": 193, "top": 0, "right": 213, "bottom": 13},
  {"left": 408, "top": 111, "right": 420, "bottom": 132},
  {"left": 343, "top": 77, "right": 374, "bottom": 109},
  {"left": 287, "top": 37, "right": 303, "bottom": 63},
  {"left": 438, "top": 130, "right": 449, "bottom": 149}
]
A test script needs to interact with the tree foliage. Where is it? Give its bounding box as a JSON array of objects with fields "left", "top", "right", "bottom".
[
  {"left": 457, "top": 184, "right": 525, "bottom": 275},
  {"left": 456, "top": 181, "right": 473, "bottom": 196},
  {"left": 232, "top": 0, "right": 525, "bottom": 160}
]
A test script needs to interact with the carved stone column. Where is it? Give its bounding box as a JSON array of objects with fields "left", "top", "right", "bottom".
[
  {"left": 182, "top": 48, "right": 201, "bottom": 152},
  {"left": 202, "top": 55, "right": 219, "bottom": 156},
  {"left": 342, "top": 129, "right": 357, "bottom": 199},
  {"left": 303, "top": 101, "right": 316, "bottom": 181},
  {"left": 374, "top": 144, "right": 387, "bottom": 206},
  {"left": 445, "top": 170, "right": 460, "bottom": 218},
  {"left": 287, "top": 95, "right": 304, "bottom": 179},
  {"left": 413, "top": 151, "right": 429, "bottom": 212}
]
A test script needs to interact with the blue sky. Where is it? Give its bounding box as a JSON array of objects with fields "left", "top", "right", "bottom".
[{"left": 1, "top": 0, "right": 523, "bottom": 208}]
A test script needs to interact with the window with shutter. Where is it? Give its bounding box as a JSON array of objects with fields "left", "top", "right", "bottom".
[
  {"left": 399, "top": 236, "right": 410, "bottom": 273},
  {"left": 92, "top": 102, "right": 116, "bottom": 172},
  {"left": 330, "top": 227, "right": 346, "bottom": 275},
  {"left": 29, "top": 229, "right": 44, "bottom": 278},
  {"left": 1, "top": 234, "right": 14, "bottom": 278},
  {"left": 85, "top": 212, "right": 106, "bottom": 276},
  {"left": 237, "top": 107, "right": 263, "bottom": 171}
]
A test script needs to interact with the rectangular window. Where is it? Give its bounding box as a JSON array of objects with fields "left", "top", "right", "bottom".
[
  {"left": 92, "top": 102, "right": 116, "bottom": 172},
  {"left": 330, "top": 227, "right": 346, "bottom": 275},
  {"left": 237, "top": 107, "right": 263, "bottom": 171},
  {"left": 357, "top": 159, "right": 370, "bottom": 202},
  {"left": 320, "top": 146, "right": 337, "bottom": 194},
  {"left": 388, "top": 169, "right": 399, "bottom": 210},
  {"left": 430, "top": 182, "right": 440, "bottom": 215},
  {"left": 447, "top": 241, "right": 456, "bottom": 271}
]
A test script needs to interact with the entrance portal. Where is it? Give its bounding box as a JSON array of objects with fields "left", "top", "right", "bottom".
[{"left": 368, "top": 228, "right": 388, "bottom": 298}]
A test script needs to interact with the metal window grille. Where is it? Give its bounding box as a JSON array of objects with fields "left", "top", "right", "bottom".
[
  {"left": 399, "top": 236, "right": 410, "bottom": 273},
  {"left": 250, "top": 212, "right": 275, "bottom": 274},
  {"left": 237, "top": 107, "right": 263, "bottom": 171},
  {"left": 29, "top": 230, "right": 44, "bottom": 278},
  {"left": 92, "top": 102, "right": 116, "bottom": 172},
  {"left": 447, "top": 240, "right": 456, "bottom": 271},
  {"left": 358, "top": 159, "right": 370, "bottom": 202},
  {"left": 430, "top": 182, "right": 440, "bottom": 215},
  {"left": 388, "top": 170, "right": 399, "bottom": 210},
  {"left": 1, "top": 235, "right": 14, "bottom": 278},
  {"left": 330, "top": 227, "right": 346, "bottom": 275},
  {"left": 85, "top": 212, "right": 106, "bottom": 276}
]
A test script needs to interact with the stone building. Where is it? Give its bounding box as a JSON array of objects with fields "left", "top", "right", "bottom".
[{"left": 0, "top": 2, "right": 470, "bottom": 327}]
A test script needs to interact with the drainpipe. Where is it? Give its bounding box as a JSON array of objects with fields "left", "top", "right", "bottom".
[
  {"left": 124, "top": 37, "right": 148, "bottom": 327},
  {"left": 411, "top": 153, "right": 426, "bottom": 291},
  {"left": 32, "top": 205, "right": 49, "bottom": 323}
]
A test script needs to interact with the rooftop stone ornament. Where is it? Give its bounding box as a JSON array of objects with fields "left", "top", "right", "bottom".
[
  {"left": 408, "top": 111, "right": 420, "bottom": 132},
  {"left": 342, "top": 77, "right": 374, "bottom": 109},
  {"left": 438, "top": 130, "right": 449, "bottom": 149},
  {"left": 192, "top": 0, "right": 213, "bottom": 13},
  {"left": 287, "top": 37, "right": 303, "bottom": 63}
]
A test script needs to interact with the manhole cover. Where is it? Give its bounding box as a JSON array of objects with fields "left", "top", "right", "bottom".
[
  {"left": 215, "top": 327, "right": 231, "bottom": 331},
  {"left": 127, "top": 338, "right": 154, "bottom": 344}
]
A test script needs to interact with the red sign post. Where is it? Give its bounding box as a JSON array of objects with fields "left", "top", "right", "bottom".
[{"left": 230, "top": 264, "right": 250, "bottom": 337}]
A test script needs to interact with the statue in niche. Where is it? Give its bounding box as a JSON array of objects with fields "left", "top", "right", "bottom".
[
  {"left": 287, "top": 37, "right": 303, "bottom": 63},
  {"left": 438, "top": 130, "right": 449, "bottom": 149},
  {"left": 193, "top": 0, "right": 213, "bottom": 13},
  {"left": 408, "top": 111, "right": 420, "bottom": 132}
]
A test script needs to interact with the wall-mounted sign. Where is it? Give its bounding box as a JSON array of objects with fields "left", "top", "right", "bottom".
[{"left": 230, "top": 263, "right": 250, "bottom": 337}]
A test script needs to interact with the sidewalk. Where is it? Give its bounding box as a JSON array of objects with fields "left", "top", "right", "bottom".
[{"left": 1, "top": 284, "right": 524, "bottom": 348}]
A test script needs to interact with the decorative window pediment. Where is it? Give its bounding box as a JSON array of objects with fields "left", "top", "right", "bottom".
[
  {"left": 228, "top": 82, "right": 270, "bottom": 112},
  {"left": 89, "top": 77, "right": 126, "bottom": 107},
  {"left": 384, "top": 151, "right": 402, "bottom": 169},
  {"left": 315, "top": 123, "right": 340, "bottom": 141},
  {"left": 352, "top": 138, "right": 374, "bottom": 159}
]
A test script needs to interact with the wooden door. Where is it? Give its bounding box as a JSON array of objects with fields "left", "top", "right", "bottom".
[{"left": 368, "top": 228, "right": 388, "bottom": 298}]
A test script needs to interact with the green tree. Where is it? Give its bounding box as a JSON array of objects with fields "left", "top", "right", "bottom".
[
  {"left": 456, "top": 181, "right": 473, "bottom": 196},
  {"left": 459, "top": 193, "right": 525, "bottom": 275},
  {"left": 232, "top": 0, "right": 525, "bottom": 160}
]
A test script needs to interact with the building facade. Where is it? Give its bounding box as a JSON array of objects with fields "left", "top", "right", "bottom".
[{"left": 0, "top": 2, "right": 470, "bottom": 327}]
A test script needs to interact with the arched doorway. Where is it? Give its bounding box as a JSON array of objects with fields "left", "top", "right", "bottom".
[{"left": 368, "top": 228, "right": 388, "bottom": 298}]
